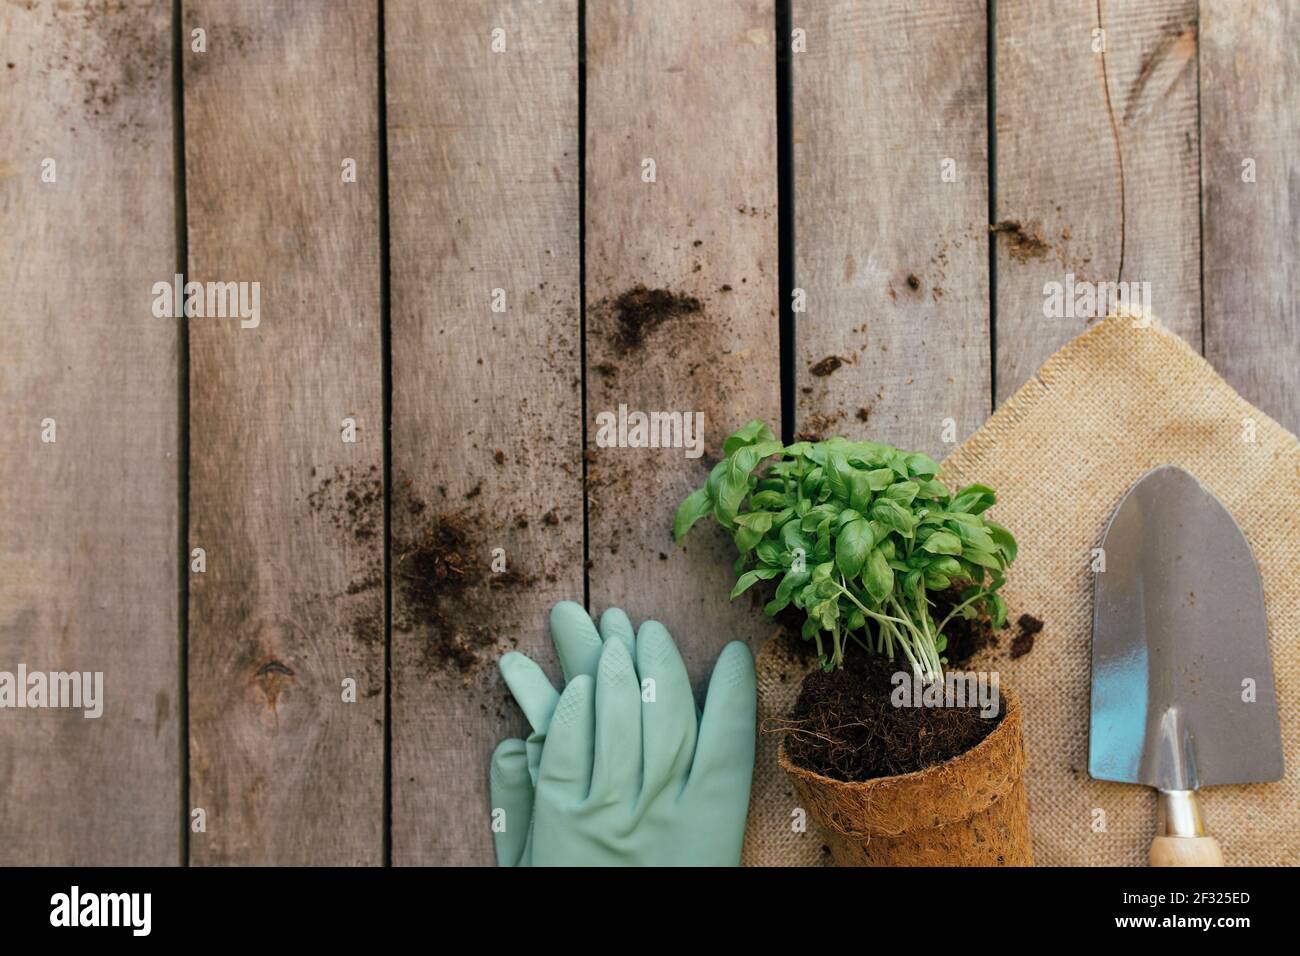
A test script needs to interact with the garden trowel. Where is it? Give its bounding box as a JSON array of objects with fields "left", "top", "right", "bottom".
[{"left": 1089, "top": 464, "right": 1283, "bottom": 866}]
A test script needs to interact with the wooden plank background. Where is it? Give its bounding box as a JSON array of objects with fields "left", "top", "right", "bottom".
[
  {"left": 993, "top": 0, "right": 1202, "bottom": 400},
  {"left": 386, "top": 0, "right": 581, "bottom": 867},
  {"left": 793, "top": 0, "right": 990, "bottom": 457},
  {"left": 2, "top": 0, "right": 1297, "bottom": 865},
  {"left": 0, "top": 0, "right": 180, "bottom": 866},
  {"left": 585, "top": 0, "right": 780, "bottom": 680},
  {"left": 184, "top": 0, "right": 384, "bottom": 865},
  {"left": 1200, "top": 0, "right": 1299, "bottom": 434}
]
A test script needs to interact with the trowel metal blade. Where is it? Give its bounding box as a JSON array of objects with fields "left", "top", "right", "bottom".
[{"left": 1089, "top": 465, "right": 1283, "bottom": 790}]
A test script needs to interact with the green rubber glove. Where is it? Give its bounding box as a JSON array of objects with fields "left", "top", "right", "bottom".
[
  {"left": 490, "top": 600, "right": 634, "bottom": 865},
  {"left": 490, "top": 601, "right": 756, "bottom": 867}
]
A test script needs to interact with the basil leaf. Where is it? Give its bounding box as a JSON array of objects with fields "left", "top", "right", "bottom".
[
  {"left": 863, "top": 467, "right": 895, "bottom": 491},
  {"left": 735, "top": 510, "right": 775, "bottom": 533},
  {"left": 714, "top": 439, "right": 783, "bottom": 526},
  {"left": 749, "top": 489, "right": 790, "bottom": 509},
  {"left": 923, "top": 571, "right": 952, "bottom": 590},
  {"left": 884, "top": 481, "right": 920, "bottom": 507},
  {"left": 781, "top": 520, "right": 812, "bottom": 554},
  {"left": 756, "top": 539, "right": 783, "bottom": 566},
  {"left": 836, "top": 518, "right": 873, "bottom": 579},
  {"left": 962, "top": 547, "right": 1003, "bottom": 570},
  {"left": 950, "top": 483, "right": 997, "bottom": 514},
  {"left": 986, "top": 520, "right": 1018, "bottom": 564},
  {"left": 871, "top": 497, "right": 916, "bottom": 537},
  {"left": 950, "top": 521, "right": 996, "bottom": 552},
  {"left": 730, "top": 565, "right": 781, "bottom": 599},
  {"left": 765, "top": 568, "right": 811, "bottom": 615},
  {"left": 927, "top": 555, "right": 963, "bottom": 578},
  {"left": 723, "top": 419, "right": 778, "bottom": 455},
  {"left": 704, "top": 459, "right": 728, "bottom": 501},
  {"left": 905, "top": 452, "right": 940, "bottom": 478},
  {"left": 825, "top": 454, "right": 855, "bottom": 502},
  {"left": 835, "top": 507, "right": 863, "bottom": 530},
  {"left": 733, "top": 525, "right": 763, "bottom": 552},
  {"left": 922, "top": 530, "right": 963, "bottom": 555},
  {"left": 988, "top": 592, "right": 1008, "bottom": 628},
  {"left": 864, "top": 547, "right": 894, "bottom": 601},
  {"left": 902, "top": 569, "right": 922, "bottom": 599},
  {"left": 672, "top": 487, "right": 713, "bottom": 542},
  {"left": 915, "top": 478, "right": 950, "bottom": 500}
]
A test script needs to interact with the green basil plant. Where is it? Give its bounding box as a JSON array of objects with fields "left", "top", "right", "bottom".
[{"left": 673, "top": 421, "right": 1017, "bottom": 681}]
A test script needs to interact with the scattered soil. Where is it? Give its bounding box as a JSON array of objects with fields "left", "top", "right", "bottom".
[
  {"left": 990, "top": 220, "right": 1052, "bottom": 263},
  {"left": 793, "top": 410, "right": 844, "bottom": 444},
  {"left": 605, "top": 285, "right": 702, "bottom": 354},
  {"left": 306, "top": 467, "right": 384, "bottom": 646},
  {"left": 809, "top": 355, "right": 844, "bottom": 377},
  {"left": 393, "top": 507, "right": 494, "bottom": 671},
  {"left": 350, "top": 604, "right": 382, "bottom": 646},
  {"left": 36, "top": 0, "right": 170, "bottom": 139},
  {"left": 307, "top": 465, "right": 382, "bottom": 542},
  {"left": 1009, "top": 614, "right": 1044, "bottom": 659},
  {"left": 390, "top": 485, "right": 531, "bottom": 674}
]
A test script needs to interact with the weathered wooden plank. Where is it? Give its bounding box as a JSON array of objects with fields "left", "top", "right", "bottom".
[
  {"left": 585, "top": 0, "right": 780, "bottom": 677},
  {"left": 1200, "top": 0, "right": 1299, "bottom": 434},
  {"left": 386, "top": 0, "right": 582, "bottom": 866},
  {"left": 184, "top": 0, "right": 384, "bottom": 865},
  {"left": 994, "top": 0, "right": 1201, "bottom": 401},
  {"left": 793, "top": 0, "right": 990, "bottom": 457},
  {"left": 0, "top": 0, "right": 179, "bottom": 865}
]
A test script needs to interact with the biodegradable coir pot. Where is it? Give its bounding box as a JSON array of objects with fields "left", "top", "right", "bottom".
[{"left": 778, "top": 691, "right": 1033, "bottom": 866}]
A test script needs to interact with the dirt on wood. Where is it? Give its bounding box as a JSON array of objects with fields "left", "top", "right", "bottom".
[
  {"left": 308, "top": 464, "right": 382, "bottom": 542},
  {"left": 809, "top": 355, "right": 844, "bottom": 377},
  {"left": 604, "top": 285, "right": 703, "bottom": 354},
  {"left": 990, "top": 220, "right": 1052, "bottom": 262},
  {"left": 793, "top": 409, "right": 846, "bottom": 444},
  {"left": 34, "top": 0, "right": 170, "bottom": 137},
  {"left": 393, "top": 497, "right": 515, "bottom": 673},
  {"left": 306, "top": 466, "right": 384, "bottom": 646}
]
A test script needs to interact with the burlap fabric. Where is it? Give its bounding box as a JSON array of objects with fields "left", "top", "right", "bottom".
[{"left": 743, "top": 314, "right": 1299, "bottom": 866}]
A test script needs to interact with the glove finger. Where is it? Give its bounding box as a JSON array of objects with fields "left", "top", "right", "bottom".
[
  {"left": 588, "top": 637, "right": 643, "bottom": 803},
  {"left": 549, "top": 600, "right": 604, "bottom": 682},
  {"left": 687, "top": 641, "right": 757, "bottom": 795},
  {"left": 499, "top": 651, "right": 559, "bottom": 733},
  {"left": 597, "top": 606, "right": 637, "bottom": 660},
  {"left": 635, "top": 620, "right": 698, "bottom": 796},
  {"left": 537, "top": 674, "right": 595, "bottom": 801},
  {"left": 489, "top": 738, "right": 534, "bottom": 866}
]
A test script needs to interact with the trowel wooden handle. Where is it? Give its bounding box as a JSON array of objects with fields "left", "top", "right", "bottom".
[
  {"left": 1150, "top": 790, "right": 1224, "bottom": 867},
  {"left": 1150, "top": 836, "right": 1224, "bottom": 866}
]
